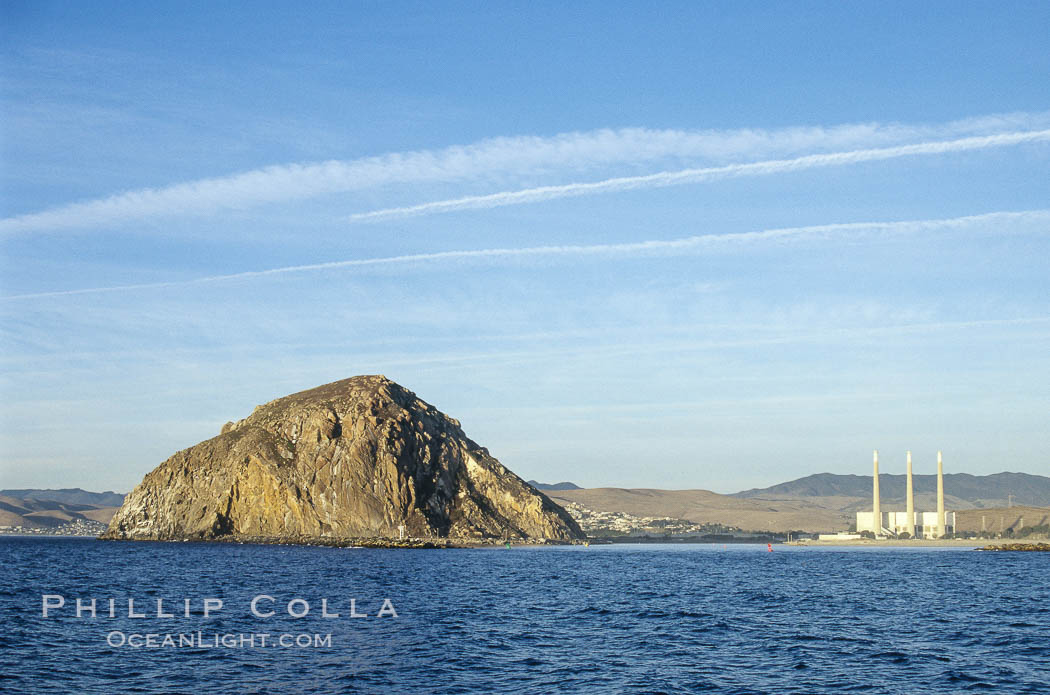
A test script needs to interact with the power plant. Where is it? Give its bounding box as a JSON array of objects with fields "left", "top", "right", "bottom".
[{"left": 856, "top": 450, "right": 955, "bottom": 538}]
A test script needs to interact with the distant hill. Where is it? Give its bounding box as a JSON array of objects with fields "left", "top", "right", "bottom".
[
  {"left": 732, "top": 472, "right": 1050, "bottom": 509},
  {"left": 547, "top": 488, "right": 849, "bottom": 533},
  {"left": 528, "top": 480, "right": 582, "bottom": 491},
  {"left": 0, "top": 494, "right": 119, "bottom": 529},
  {"left": 1, "top": 488, "right": 126, "bottom": 507},
  {"left": 955, "top": 506, "right": 1050, "bottom": 534},
  {"left": 546, "top": 471, "right": 1050, "bottom": 535}
]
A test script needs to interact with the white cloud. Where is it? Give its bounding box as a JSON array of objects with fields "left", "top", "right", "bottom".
[
  {"left": 4, "top": 209, "right": 1047, "bottom": 301},
  {"left": 3, "top": 111, "right": 1049, "bottom": 234},
  {"left": 347, "top": 130, "right": 1050, "bottom": 222}
]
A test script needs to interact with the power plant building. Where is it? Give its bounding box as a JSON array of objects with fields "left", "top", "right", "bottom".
[
  {"left": 856, "top": 510, "right": 955, "bottom": 539},
  {"left": 855, "top": 450, "right": 954, "bottom": 538}
]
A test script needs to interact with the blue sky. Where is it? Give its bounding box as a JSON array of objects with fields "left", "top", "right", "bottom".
[{"left": 2, "top": 1, "right": 1049, "bottom": 493}]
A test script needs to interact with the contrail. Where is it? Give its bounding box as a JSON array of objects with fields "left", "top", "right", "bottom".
[
  {"left": 4, "top": 209, "right": 1046, "bottom": 302},
  {"left": 3, "top": 112, "right": 1049, "bottom": 235},
  {"left": 348, "top": 129, "right": 1050, "bottom": 223}
]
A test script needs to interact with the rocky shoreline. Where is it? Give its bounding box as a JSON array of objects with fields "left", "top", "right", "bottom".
[
  {"left": 976, "top": 542, "right": 1050, "bottom": 552},
  {"left": 97, "top": 533, "right": 581, "bottom": 549}
]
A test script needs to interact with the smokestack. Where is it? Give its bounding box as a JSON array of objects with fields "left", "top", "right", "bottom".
[
  {"left": 937, "top": 450, "right": 945, "bottom": 537},
  {"left": 905, "top": 451, "right": 915, "bottom": 537},
  {"left": 872, "top": 449, "right": 881, "bottom": 537}
]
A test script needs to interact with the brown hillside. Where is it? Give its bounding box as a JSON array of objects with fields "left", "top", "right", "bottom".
[
  {"left": 81, "top": 507, "right": 120, "bottom": 524},
  {"left": 547, "top": 488, "right": 849, "bottom": 533},
  {"left": 955, "top": 506, "right": 1050, "bottom": 534}
]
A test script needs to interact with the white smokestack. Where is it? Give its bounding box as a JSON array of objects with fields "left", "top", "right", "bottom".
[
  {"left": 937, "top": 450, "right": 946, "bottom": 537},
  {"left": 906, "top": 451, "right": 915, "bottom": 537},
  {"left": 872, "top": 449, "right": 881, "bottom": 537}
]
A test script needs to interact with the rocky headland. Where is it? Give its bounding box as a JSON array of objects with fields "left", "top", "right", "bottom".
[
  {"left": 102, "top": 376, "right": 583, "bottom": 544},
  {"left": 976, "top": 542, "right": 1050, "bottom": 552}
]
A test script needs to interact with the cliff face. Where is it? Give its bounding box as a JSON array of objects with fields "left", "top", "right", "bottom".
[{"left": 102, "top": 376, "right": 583, "bottom": 542}]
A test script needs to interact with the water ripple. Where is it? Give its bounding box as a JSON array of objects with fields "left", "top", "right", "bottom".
[{"left": 2, "top": 539, "right": 1049, "bottom": 694}]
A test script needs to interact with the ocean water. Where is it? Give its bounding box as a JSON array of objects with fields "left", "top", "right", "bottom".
[{"left": 2, "top": 538, "right": 1048, "bottom": 694}]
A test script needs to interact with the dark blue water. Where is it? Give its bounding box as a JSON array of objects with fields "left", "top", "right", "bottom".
[{"left": 2, "top": 538, "right": 1048, "bottom": 694}]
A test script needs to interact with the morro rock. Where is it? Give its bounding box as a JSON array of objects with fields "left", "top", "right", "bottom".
[{"left": 102, "top": 376, "right": 583, "bottom": 542}]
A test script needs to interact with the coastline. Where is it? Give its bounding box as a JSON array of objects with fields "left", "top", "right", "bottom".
[
  {"left": 95, "top": 533, "right": 583, "bottom": 549},
  {"left": 788, "top": 538, "right": 1017, "bottom": 548},
  {"left": 0, "top": 532, "right": 100, "bottom": 539}
]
